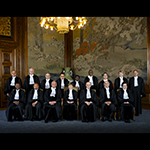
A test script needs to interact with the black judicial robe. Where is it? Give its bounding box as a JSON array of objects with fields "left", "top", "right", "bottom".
[
  {"left": 117, "top": 89, "right": 134, "bottom": 120},
  {"left": 25, "top": 89, "right": 43, "bottom": 120},
  {"left": 63, "top": 89, "right": 77, "bottom": 120},
  {"left": 4, "top": 76, "right": 22, "bottom": 95},
  {"left": 128, "top": 76, "right": 145, "bottom": 115},
  {"left": 80, "top": 89, "right": 98, "bottom": 121},
  {"left": 99, "top": 88, "right": 117, "bottom": 118},
  {"left": 24, "top": 74, "right": 40, "bottom": 94},
  {"left": 6, "top": 88, "right": 26, "bottom": 121},
  {"left": 99, "top": 79, "right": 113, "bottom": 92},
  {"left": 43, "top": 88, "right": 62, "bottom": 119},
  {"left": 41, "top": 78, "right": 53, "bottom": 92},
  {"left": 114, "top": 77, "right": 128, "bottom": 93},
  {"left": 84, "top": 76, "right": 98, "bottom": 92}
]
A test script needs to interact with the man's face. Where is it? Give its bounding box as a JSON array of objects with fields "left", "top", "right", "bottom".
[
  {"left": 86, "top": 82, "right": 91, "bottom": 89},
  {"left": 103, "top": 73, "right": 108, "bottom": 79},
  {"left": 68, "top": 84, "right": 73, "bottom": 90},
  {"left": 34, "top": 84, "right": 39, "bottom": 90},
  {"left": 11, "top": 71, "right": 16, "bottom": 77},
  {"left": 51, "top": 82, "right": 57, "bottom": 88},
  {"left": 29, "top": 69, "right": 34, "bottom": 75},
  {"left": 75, "top": 76, "right": 79, "bottom": 81},
  {"left": 60, "top": 74, "right": 65, "bottom": 80},
  {"left": 119, "top": 72, "right": 123, "bottom": 78},
  {"left": 45, "top": 73, "right": 50, "bottom": 79},
  {"left": 104, "top": 81, "right": 110, "bottom": 88},
  {"left": 133, "top": 71, "right": 138, "bottom": 77},
  {"left": 15, "top": 83, "right": 20, "bottom": 90},
  {"left": 89, "top": 70, "right": 93, "bottom": 76},
  {"left": 123, "top": 84, "right": 127, "bottom": 90}
]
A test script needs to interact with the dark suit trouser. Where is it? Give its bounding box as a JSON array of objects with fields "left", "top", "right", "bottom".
[{"left": 102, "top": 103, "right": 115, "bottom": 118}]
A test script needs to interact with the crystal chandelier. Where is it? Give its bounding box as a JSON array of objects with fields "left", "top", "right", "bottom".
[{"left": 40, "top": 17, "right": 87, "bottom": 34}]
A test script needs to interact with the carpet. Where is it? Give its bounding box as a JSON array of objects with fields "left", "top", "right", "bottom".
[{"left": 0, "top": 109, "right": 150, "bottom": 133}]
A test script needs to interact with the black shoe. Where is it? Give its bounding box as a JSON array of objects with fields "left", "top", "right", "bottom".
[
  {"left": 45, "top": 119, "right": 49, "bottom": 123},
  {"left": 102, "top": 117, "right": 105, "bottom": 122},
  {"left": 125, "top": 119, "right": 130, "bottom": 123},
  {"left": 108, "top": 117, "right": 112, "bottom": 122}
]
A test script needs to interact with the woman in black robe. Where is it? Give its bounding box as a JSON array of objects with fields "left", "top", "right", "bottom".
[
  {"left": 128, "top": 70, "right": 145, "bottom": 116},
  {"left": 80, "top": 82, "right": 98, "bottom": 122},
  {"left": 117, "top": 82, "right": 134, "bottom": 123},
  {"left": 43, "top": 81, "right": 62, "bottom": 123},
  {"left": 63, "top": 83, "right": 77, "bottom": 120}
]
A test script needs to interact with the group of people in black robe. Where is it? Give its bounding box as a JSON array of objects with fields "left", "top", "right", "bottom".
[{"left": 4, "top": 68, "right": 145, "bottom": 123}]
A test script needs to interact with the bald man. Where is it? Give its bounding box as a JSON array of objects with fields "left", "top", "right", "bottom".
[
  {"left": 41, "top": 73, "right": 53, "bottom": 93},
  {"left": 24, "top": 83, "right": 43, "bottom": 121},
  {"left": 43, "top": 81, "right": 61, "bottom": 123},
  {"left": 24, "top": 68, "right": 40, "bottom": 100},
  {"left": 99, "top": 81, "right": 117, "bottom": 122},
  {"left": 80, "top": 82, "right": 98, "bottom": 122}
]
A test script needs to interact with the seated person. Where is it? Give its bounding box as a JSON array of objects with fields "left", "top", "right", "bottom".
[
  {"left": 6, "top": 83, "right": 26, "bottom": 121},
  {"left": 80, "top": 82, "right": 98, "bottom": 122},
  {"left": 43, "top": 81, "right": 62, "bottom": 123},
  {"left": 56, "top": 73, "right": 69, "bottom": 98},
  {"left": 71, "top": 75, "right": 84, "bottom": 98},
  {"left": 41, "top": 73, "right": 53, "bottom": 93},
  {"left": 24, "top": 83, "right": 43, "bottom": 121},
  {"left": 117, "top": 82, "right": 134, "bottom": 123},
  {"left": 99, "top": 72, "right": 113, "bottom": 92},
  {"left": 63, "top": 83, "right": 77, "bottom": 120},
  {"left": 114, "top": 71, "right": 128, "bottom": 94},
  {"left": 99, "top": 81, "right": 117, "bottom": 122}
]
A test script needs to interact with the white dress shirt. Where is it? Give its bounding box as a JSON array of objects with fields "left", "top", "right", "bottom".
[
  {"left": 10, "top": 76, "right": 16, "bottom": 86},
  {"left": 134, "top": 76, "right": 138, "bottom": 87},
  {"left": 68, "top": 89, "right": 73, "bottom": 100},
  {"left": 119, "top": 77, "right": 124, "bottom": 88},
  {"left": 14, "top": 89, "right": 20, "bottom": 100},
  {"left": 50, "top": 87, "right": 56, "bottom": 97},
  {"left": 105, "top": 87, "right": 110, "bottom": 99},
  {"left": 103, "top": 79, "right": 108, "bottom": 82},
  {"left": 61, "top": 79, "right": 65, "bottom": 89},
  {"left": 75, "top": 80, "right": 80, "bottom": 90},
  {"left": 45, "top": 79, "right": 50, "bottom": 89},
  {"left": 29, "top": 74, "right": 34, "bottom": 85},
  {"left": 86, "top": 88, "right": 91, "bottom": 99},
  {"left": 32, "top": 89, "right": 38, "bottom": 99},
  {"left": 88, "top": 75, "right": 94, "bottom": 86},
  {"left": 123, "top": 89, "right": 129, "bottom": 99}
]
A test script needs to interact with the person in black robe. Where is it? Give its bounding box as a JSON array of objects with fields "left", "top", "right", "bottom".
[
  {"left": 43, "top": 81, "right": 62, "bottom": 123},
  {"left": 63, "top": 83, "right": 77, "bottom": 120},
  {"left": 99, "top": 81, "right": 117, "bottom": 122},
  {"left": 71, "top": 75, "right": 84, "bottom": 98},
  {"left": 117, "top": 82, "right": 134, "bottom": 123},
  {"left": 128, "top": 70, "right": 146, "bottom": 116},
  {"left": 114, "top": 71, "right": 128, "bottom": 94},
  {"left": 24, "top": 83, "right": 43, "bottom": 121},
  {"left": 24, "top": 68, "right": 40, "bottom": 101},
  {"left": 56, "top": 73, "right": 69, "bottom": 98},
  {"left": 80, "top": 82, "right": 98, "bottom": 122},
  {"left": 4, "top": 70, "right": 22, "bottom": 107},
  {"left": 99, "top": 72, "right": 113, "bottom": 94},
  {"left": 6, "top": 83, "right": 26, "bottom": 121},
  {"left": 84, "top": 70, "right": 98, "bottom": 95},
  {"left": 41, "top": 73, "right": 53, "bottom": 94}
]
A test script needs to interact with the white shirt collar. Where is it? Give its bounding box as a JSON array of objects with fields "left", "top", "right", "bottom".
[
  {"left": 134, "top": 76, "right": 138, "bottom": 79},
  {"left": 30, "top": 74, "right": 34, "bottom": 77}
]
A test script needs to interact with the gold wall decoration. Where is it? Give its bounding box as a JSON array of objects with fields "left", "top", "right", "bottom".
[{"left": 0, "top": 17, "right": 11, "bottom": 37}]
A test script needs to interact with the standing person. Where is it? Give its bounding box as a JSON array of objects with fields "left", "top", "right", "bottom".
[
  {"left": 114, "top": 71, "right": 128, "bottom": 94},
  {"left": 24, "top": 83, "right": 43, "bottom": 121},
  {"left": 63, "top": 83, "right": 77, "bottom": 120},
  {"left": 99, "top": 81, "right": 117, "bottom": 122},
  {"left": 80, "top": 82, "right": 98, "bottom": 122},
  {"left": 43, "top": 81, "right": 62, "bottom": 123},
  {"left": 24, "top": 68, "right": 40, "bottom": 100},
  {"left": 56, "top": 73, "right": 69, "bottom": 98},
  {"left": 84, "top": 70, "right": 98, "bottom": 95},
  {"left": 6, "top": 83, "right": 26, "bottom": 121},
  {"left": 128, "top": 70, "right": 145, "bottom": 116},
  {"left": 4, "top": 71, "right": 22, "bottom": 107},
  {"left": 117, "top": 82, "right": 134, "bottom": 123},
  {"left": 41, "top": 73, "right": 53, "bottom": 93}
]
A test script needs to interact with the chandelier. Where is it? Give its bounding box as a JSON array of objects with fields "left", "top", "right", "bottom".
[{"left": 40, "top": 17, "right": 87, "bottom": 34}]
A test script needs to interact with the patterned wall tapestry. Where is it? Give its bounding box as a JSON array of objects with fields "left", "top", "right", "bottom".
[
  {"left": 28, "top": 17, "right": 64, "bottom": 81},
  {"left": 73, "top": 17, "right": 147, "bottom": 84}
]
